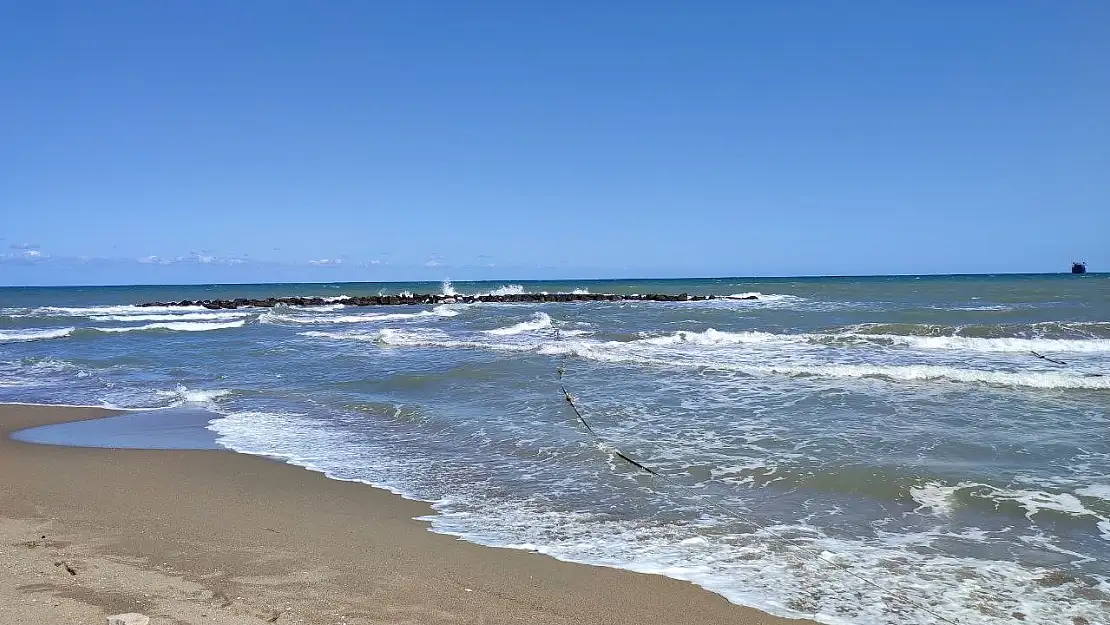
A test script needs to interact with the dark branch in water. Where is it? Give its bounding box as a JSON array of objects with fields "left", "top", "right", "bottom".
[
  {"left": 137, "top": 292, "right": 754, "bottom": 309},
  {"left": 555, "top": 357, "right": 964, "bottom": 624},
  {"left": 560, "top": 385, "right": 659, "bottom": 475},
  {"left": 1030, "top": 351, "right": 1067, "bottom": 366}
]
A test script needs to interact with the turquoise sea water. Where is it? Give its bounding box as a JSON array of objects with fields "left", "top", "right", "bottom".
[{"left": 2, "top": 275, "right": 1108, "bottom": 624}]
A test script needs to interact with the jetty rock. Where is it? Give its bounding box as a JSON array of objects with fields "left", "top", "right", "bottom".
[{"left": 137, "top": 292, "right": 746, "bottom": 309}]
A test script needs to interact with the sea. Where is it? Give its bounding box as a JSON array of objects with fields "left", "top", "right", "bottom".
[{"left": 1, "top": 275, "right": 1108, "bottom": 625}]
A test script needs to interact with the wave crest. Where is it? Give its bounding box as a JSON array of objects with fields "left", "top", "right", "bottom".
[
  {"left": 0, "top": 327, "right": 75, "bottom": 343},
  {"left": 485, "top": 312, "right": 553, "bottom": 336},
  {"left": 95, "top": 320, "right": 247, "bottom": 333}
]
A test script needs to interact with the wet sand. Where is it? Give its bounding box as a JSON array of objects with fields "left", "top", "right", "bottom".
[{"left": 0, "top": 403, "right": 814, "bottom": 625}]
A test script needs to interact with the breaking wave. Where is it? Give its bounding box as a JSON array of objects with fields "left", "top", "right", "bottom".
[
  {"left": 5, "top": 304, "right": 205, "bottom": 318},
  {"left": 484, "top": 312, "right": 553, "bottom": 336},
  {"left": 90, "top": 312, "right": 251, "bottom": 323},
  {"left": 542, "top": 341, "right": 1110, "bottom": 390},
  {"left": 862, "top": 333, "right": 1110, "bottom": 353},
  {"left": 0, "top": 327, "right": 75, "bottom": 343},
  {"left": 260, "top": 305, "right": 459, "bottom": 325},
  {"left": 484, "top": 284, "right": 526, "bottom": 296},
  {"left": 94, "top": 320, "right": 248, "bottom": 333},
  {"left": 156, "top": 385, "right": 234, "bottom": 406}
]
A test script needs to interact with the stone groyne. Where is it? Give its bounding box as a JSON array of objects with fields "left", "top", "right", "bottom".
[{"left": 138, "top": 292, "right": 756, "bottom": 309}]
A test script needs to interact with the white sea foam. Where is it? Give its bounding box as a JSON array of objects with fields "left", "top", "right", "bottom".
[
  {"left": 0, "top": 327, "right": 75, "bottom": 343},
  {"left": 207, "top": 408, "right": 1110, "bottom": 625},
  {"left": 90, "top": 312, "right": 251, "bottom": 322},
  {"left": 295, "top": 322, "right": 1110, "bottom": 390},
  {"left": 933, "top": 304, "right": 1014, "bottom": 312},
  {"left": 634, "top": 327, "right": 1110, "bottom": 355},
  {"left": 868, "top": 333, "right": 1110, "bottom": 354},
  {"left": 484, "top": 284, "right": 526, "bottom": 296},
  {"left": 157, "top": 385, "right": 233, "bottom": 405},
  {"left": 262, "top": 304, "right": 458, "bottom": 325},
  {"left": 94, "top": 320, "right": 247, "bottom": 333},
  {"left": 441, "top": 280, "right": 458, "bottom": 296},
  {"left": 725, "top": 292, "right": 804, "bottom": 304},
  {"left": 910, "top": 482, "right": 1110, "bottom": 527},
  {"left": 985, "top": 487, "right": 1107, "bottom": 521},
  {"left": 541, "top": 338, "right": 1110, "bottom": 389},
  {"left": 484, "top": 312, "right": 553, "bottom": 336},
  {"left": 714, "top": 362, "right": 1110, "bottom": 390},
  {"left": 908, "top": 482, "right": 962, "bottom": 516},
  {"left": 10, "top": 304, "right": 205, "bottom": 318},
  {"left": 642, "top": 328, "right": 795, "bottom": 346},
  {"left": 301, "top": 328, "right": 533, "bottom": 352},
  {"left": 1076, "top": 484, "right": 1110, "bottom": 502}
]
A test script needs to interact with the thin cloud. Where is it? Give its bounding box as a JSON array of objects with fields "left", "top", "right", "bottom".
[
  {"left": 0, "top": 248, "right": 49, "bottom": 263},
  {"left": 9, "top": 243, "right": 39, "bottom": 250},
  {"left": 309, "top": 258, "right": 342, "bottom": 266}
]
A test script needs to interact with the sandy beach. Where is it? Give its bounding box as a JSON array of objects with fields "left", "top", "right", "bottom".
[{"left": 0, "top": 403, "right": 814, "bottom": 625}]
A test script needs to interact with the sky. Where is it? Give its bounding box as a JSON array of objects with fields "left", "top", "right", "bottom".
[{"left": 1, "top": 1, "right": 1107, "bottom": 286}]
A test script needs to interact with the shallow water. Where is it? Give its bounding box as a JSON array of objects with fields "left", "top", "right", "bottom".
[{"left": 2, "top": 275, "right": 1108, "bottom": 624}]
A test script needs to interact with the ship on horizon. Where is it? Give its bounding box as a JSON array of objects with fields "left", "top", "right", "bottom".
[{"left": 1072, "top": 261, "right": 1087, "bottom": 274}]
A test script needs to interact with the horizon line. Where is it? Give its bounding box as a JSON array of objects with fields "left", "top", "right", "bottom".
[{"left": 1, "top": 270, "right": 1102, "bottom": 289}]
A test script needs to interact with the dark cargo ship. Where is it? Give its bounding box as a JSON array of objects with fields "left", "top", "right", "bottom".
[{"left": 1072, "top": 262, "right": 1087, "bottom": 274}]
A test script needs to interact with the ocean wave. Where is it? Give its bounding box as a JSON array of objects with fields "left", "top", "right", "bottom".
[
  {"left": 156, "top": 385, "right": 233, "bottom": 406},
  {"left": 1077, "top": 484, "right": 1110, "bottom": 503},
  {"left": 484, "top": 312, "right": 553, "bottom": 336},
  {"left": 1, "top": 358, "right": 77, "bottom": 375},
  {"left": 90, "top": 312, "right": 252, "bottom": 322},
  {"left": 861, "top": 333, "right": 1110, "bottom": 354},
  {"left": 295, "top": 323, "right": 1110, "bottom": 390},
  {"left": 846, "top": 321, "right": 1110, "bottom": 341},
  {"left": 541, "top": 340, "right": 1110, "bottom": 389},
  {"left": 910, "top": 481, "right": 1110, "bottom": 530},
  {"left": 0, "top": 327, "right": 75, "bottom": 343},
  {"left": 931, "top": 304, "right": 1014, "bottom": 312},
  {"left": 908, "top": 482, "right": 962, "bottom": 516},
  {"left": 720, "top": 361, "right": 1110, "bottom": 390},
  {"left": 301, "top": 328, "right": 534, "bottom": 352},
  {"left": 261, "top": 305, "right": 459, "bottom": 325},
  {"left": 94, "top": 320, "right": 248, "bottom": 333},
  {"left": 7, "top": 304, "right": 205, "bottom": 318},
  {"left": 636, "top": 327, "right": 1110, "bottom": 355},
  {"left": 642, "top": 329, "right": 795, "bottom": 346},
  {"left": 725, "top": 292, "right": 804, "bottom": 304},
  {"left": 484, "top": 284, "right": 527, "bottom": 296},
  {"left": 207, "top": 409, "right": 1110, "bottom": 625}
]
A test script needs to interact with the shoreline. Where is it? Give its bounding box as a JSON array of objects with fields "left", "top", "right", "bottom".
[{"left": 0, "top": 402, "right": 816, "bottom": 625}]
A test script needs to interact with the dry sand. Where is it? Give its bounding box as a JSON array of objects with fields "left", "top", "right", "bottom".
[{"left": 0, "top": 403, "right": 816, "bottom": 625}]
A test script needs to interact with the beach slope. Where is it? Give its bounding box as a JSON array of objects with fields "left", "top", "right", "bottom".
[{"left": 0, "top": 404, "right": 813, "bottom": 625}]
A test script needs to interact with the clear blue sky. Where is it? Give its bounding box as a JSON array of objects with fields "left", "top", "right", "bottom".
[{"left": 2, "top": 1, "right": 1107, "bottom": 285}]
